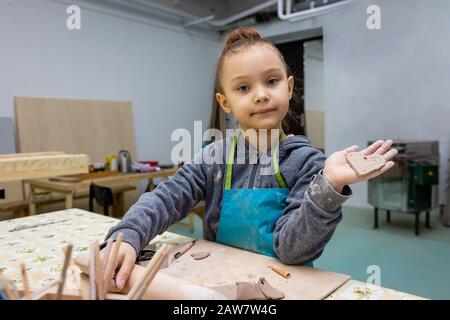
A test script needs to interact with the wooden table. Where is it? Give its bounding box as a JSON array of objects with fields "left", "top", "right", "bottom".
[
  {"left": 0, "top": 209, "right": 427, "bottom": 300},
  {"left": 24, "top": 168, "right": 178, "bottom": 214}
]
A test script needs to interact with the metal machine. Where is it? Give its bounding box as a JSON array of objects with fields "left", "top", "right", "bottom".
[{"left": 368, "top": 140, "right": 439, "bottom": 235}]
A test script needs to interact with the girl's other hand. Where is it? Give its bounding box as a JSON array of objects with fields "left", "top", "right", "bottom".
[
  {"left": 101, "top": 241, "right": 137, "bottom": 290},
  {"left": 322, "top": 140, "right": 398, "bottom": 193}
]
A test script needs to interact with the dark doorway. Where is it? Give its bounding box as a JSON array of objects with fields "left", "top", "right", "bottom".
[{"left": 276, "top": 36, "right": 323, "bottom": 136}]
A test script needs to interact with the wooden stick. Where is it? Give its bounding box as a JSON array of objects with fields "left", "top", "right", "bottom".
[
  {"left": 20, "top": 263, "right": 30, "bottom": 299},
  {"left": 271, "top": 265, "right": 290, "bottom": 279},
  {"left": 93, "top": 240, "right": 104, "bottom": 300},
  {"left": 99, "top": 239, "right": 113, "bottom": 298},
  {"left": 102, "top": 233, "right": 123, "bottom": 296},
  {"left": 88, "top": 242, "right": 97, "bottom": 300},
  {"left": 127, "top": 244, "right": 172, "bottom": 300},
  {"left": 55, "top": 244, "right": 73, "bottom": 300}
]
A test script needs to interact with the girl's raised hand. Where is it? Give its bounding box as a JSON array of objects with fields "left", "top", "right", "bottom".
[{"left": 322, "top": 140, "right": 398, "bottom": 193}]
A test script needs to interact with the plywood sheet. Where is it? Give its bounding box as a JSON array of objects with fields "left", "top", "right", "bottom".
[
  {"left": 14, "top": 97, "right": 137, "bottom": 162},
  {"left": 161, "top": 240, "right": 350, "bottom": 300}
]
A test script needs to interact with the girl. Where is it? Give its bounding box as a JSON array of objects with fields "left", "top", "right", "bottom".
[{"left": 105, "top": 27, "right": 397, "bottom": 290}]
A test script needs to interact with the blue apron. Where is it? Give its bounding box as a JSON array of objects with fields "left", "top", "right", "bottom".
[{"left": 216, "top": 132, "right": 289, "bottom": 258}]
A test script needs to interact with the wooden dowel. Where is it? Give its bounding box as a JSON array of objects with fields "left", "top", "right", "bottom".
[
  {"left": 271, "top": 265, "right": 290, "bottom": 279},
  {"left": 55, "top": 244, "right": 73, "bottom": 300},
  {"left": 99, "top": 239, "right": 113, "bottom": 298},
  {"left": 102, "top": 233, "right": 123, "bottom": 296},
  {"left": 20, "top": 263, "right": 30, "bottom": 299},
  {"left": 89, "top": 242, "right": 97, "bottom": 300},
  {"left": 128, "top": 244, "right": 172, "bottom": 300},
  {"left": 93, "top": 240, "right": 104, "bottom": 300}
]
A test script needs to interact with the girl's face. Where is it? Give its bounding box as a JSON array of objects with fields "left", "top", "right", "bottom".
[{"left": 216, "top": 44, "right": 294, "bottom": 131}]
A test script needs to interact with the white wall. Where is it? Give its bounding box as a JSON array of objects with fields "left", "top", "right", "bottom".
[
  {"left": 257, "top": 0, "right": 450, "bottom": 207},
  {"left": 304, "top": 40, "right": 324, "bottom": 112},
  {"left": 0, "top": 0, "right": 221, "bottom": 163}
]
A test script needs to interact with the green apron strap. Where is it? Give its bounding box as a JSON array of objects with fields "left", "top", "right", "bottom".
[
  {"left": 225, "top": 130, "right": 287, "bottom": 190},
  {"left": 273, "top": 143, "right": 287, "bottom": 189},
  {"left": 224, "top": 133, "right": 238, "bottom": 190}
]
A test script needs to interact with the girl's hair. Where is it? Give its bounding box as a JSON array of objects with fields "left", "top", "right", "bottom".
[{"left": 215, "top": 26, "right": 300, "bottom": 134}]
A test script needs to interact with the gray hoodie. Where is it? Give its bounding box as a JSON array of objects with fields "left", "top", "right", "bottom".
[{"left": 106, "top": 133, "right": 352, "bottom": 265}]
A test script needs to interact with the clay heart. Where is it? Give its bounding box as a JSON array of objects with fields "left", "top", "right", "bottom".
[{"left": 345, "top": 152, "right": 387, "bottom": 176}]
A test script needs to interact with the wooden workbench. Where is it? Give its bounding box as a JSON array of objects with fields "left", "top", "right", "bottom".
[
  {"left": 24, "top": 167, "right": 178, "bottom": 214},
  {"left": 0, "top": 209, "right": 427, "bottom": 300}
]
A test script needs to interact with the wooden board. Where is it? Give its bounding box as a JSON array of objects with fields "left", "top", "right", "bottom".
[
  {"left": 14, "top": 97, "right": 137, "bottom": 162},
  {"left": 161, "top": 240, "right": 351, "bottom": 300},
  {"left": 0, "top": 154, "right": 89, "bottom": 182}
]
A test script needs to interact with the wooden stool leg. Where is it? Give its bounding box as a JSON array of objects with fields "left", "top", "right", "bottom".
[
  {"left": 425, "top": 210, "right": 431, "bottom": 228},
  {"left": 415, "top": 212, "right": 420, "bottom": 236},
  {"left": 386, "top": 210, "right": 391, "bottom": 222},
  {"left": 374, "top": 207, "right": 379, "bottom": 229},
  {"left": 29, "top": 186, "right": 37, "bottom": 215},
  {"left": 65, "top": 192, "right": 74, "bottom": 209},
  {"left": 113, "top": 192, "right": 125, "bottom": 218}
]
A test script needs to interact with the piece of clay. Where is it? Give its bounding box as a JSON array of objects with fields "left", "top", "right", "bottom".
[
  {"left": 236, "top": 281, "right": 266, "bottom": 300},
  {"left": 257, "top": 277, "right": 285, "bottom": 300},
  {"left": 235, "top": 277, "right": 284, "bottom": 300},
  {"left": 190, "top": 251, "right": 211, "bottom": 260},
  {"left": 346, "top": 152, "right": 386, "bottom": 176}
]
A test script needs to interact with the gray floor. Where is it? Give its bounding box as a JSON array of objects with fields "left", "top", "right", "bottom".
[{"left": 169, "top": 205, "right": 450, "bottom": 300}]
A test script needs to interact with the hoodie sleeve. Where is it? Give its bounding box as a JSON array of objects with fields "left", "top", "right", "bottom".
[
  {"left": 105, "top": 150, "right": 207, "bottom": 256},
  {"left": 273, "top": 149, "right": 352, "bottom": 265}
]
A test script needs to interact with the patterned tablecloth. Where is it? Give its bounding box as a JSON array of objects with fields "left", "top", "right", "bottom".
[
  {"left": 0, "top": 209, "right": 426, "bottom": 299},
  {"left": 0, "top": 209, "right": 189, "bottom": 292},
  {"left": 325, "top": 280, "right": 426, "bottom": 300}
]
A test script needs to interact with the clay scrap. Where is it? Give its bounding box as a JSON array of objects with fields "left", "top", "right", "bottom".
[
  {"left": 190, "top": 251, "right": 211, "bottom": 260},
  {"left": 236, "top": 277, "right": 285, "bottom": 300}
]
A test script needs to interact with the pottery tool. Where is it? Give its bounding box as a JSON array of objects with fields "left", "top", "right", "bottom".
[
  {"left": 270, "top": 265, "right": 290, "bottom": 279},
  {"left": 20, "top": 263, "right": 30, "bottom": 299},
  {"left": 345, "top": 152, "right": 386, "bottom": 176},
  {"left": 127, "top": 244, "right": 172, "bottom": 300},
  {"left": 171, "top": 240, "right": 196, "bottom": 262},
  {"left": 102, "top": 233, "right": 123, "bottom": 296},
  {"left": 55, "top": 244, "right": 73, "bottom": 300},
  {"left": 88, "top": 242, "right": 97, "bottom": 300}
]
